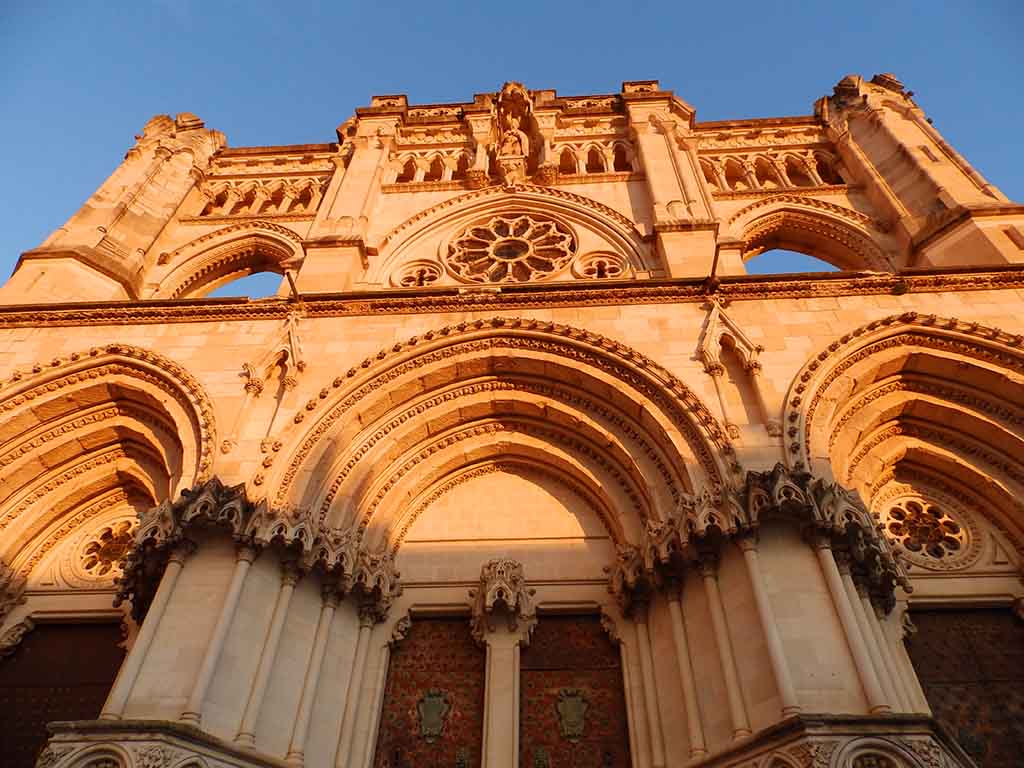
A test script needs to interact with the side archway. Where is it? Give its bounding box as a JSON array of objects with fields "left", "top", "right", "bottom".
[
  {"left": 784, "top": 312, "right": 1024, "bottom": 556},
  {"left": 148, "top": 220, "right": 304, "bottom": 299},
  {"left": 726, "top": 195, "right": 894, "bottom": 271},
  {"left": 0, "top": 344, "right": 215, "bottom": 573}
]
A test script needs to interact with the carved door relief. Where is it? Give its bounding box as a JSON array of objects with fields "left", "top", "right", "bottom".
[
  {"left": 373, "top": 617, "right": 486, "bottom": 768},
  {"left": 905, "top": 607, "right": 1024, "bottom": 768},
  {"left": 520, "top": 615, "right": 631, "bottom": 768},
  {"left": 0, "top": 621, "right": 125, "bottom": 768}
]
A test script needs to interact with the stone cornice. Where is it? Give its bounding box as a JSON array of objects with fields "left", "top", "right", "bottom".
[{"left": 0, "top": 266, "right": 1022, "bottom": 328}]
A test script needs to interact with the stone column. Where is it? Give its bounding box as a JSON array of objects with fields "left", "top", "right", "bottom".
[
  {"left": 632, "top": 599, "right": 666, "bottom": 768},
  {"left": 839, "top": 558, "right": 897, "bottom": 710},
  {"left": 180, "top": 543, "right": 257, "bottom": 725},
  {"left": 333, "top": 603, "right": 378, "bottom": 767},
  {"left": 665, "top": 583, "right": 705, "bottom": 758},
  {"left": 286, "top": 584, "right": 341, "bottom": 766},
  {"left": 700, "top": 555, "right": 751, "bottom": 739},
  {"left": 470, "top": 558, "right": 537, "bottom": 768},
  {"left": 866, "top": 599, "right": 912, "bottom": 712},
  {"left": 102, "top": 541, "right": 194, "bottom": 719},
  {"left": 737, "top": 536, "right": 800, "bottom": 716},
  {"left": 813, "top": 539, "right": 890, "bottom": 714},
  {"left": 236, "top": 561, "right": 301, "bottom": 746}
]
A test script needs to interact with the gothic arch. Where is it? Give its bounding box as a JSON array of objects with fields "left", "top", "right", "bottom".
[
  {"left": 369, "top": 186, "right": 652, "bottom": 283},
  {"left": 726, "top": 195, "right": 892, "bottom": 271},
  {"left": 0, "top": 344, "right": 214, "bottom": 568},
  {"left": 261, "top": 318, "right": 734, "bottom": 550},
  {"left": 784, "top": 312, "right": 1024, "bottom": 554},
  {"left": 149, "top": 220, "right": 304, "bottom": 299}
]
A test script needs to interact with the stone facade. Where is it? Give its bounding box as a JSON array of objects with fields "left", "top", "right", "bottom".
[{"left": 0, "top": 76, "right": 1022, "bottom": 768}]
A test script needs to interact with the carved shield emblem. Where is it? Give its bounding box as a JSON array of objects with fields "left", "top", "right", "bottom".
[
  {"left": 417, "top": 689, "right": 451, "bottom": 743},
  {"left": 556, "top": 688, "right": 588, "bottom": 741}
]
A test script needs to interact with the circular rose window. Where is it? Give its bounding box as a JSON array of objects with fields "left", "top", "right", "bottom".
[
  {"left": 446, "top": 215, "right": 576, "bottom": 283},
  {"left": 875, "top": 495, "right": 980, "bottom": 571},
  {"left": 80, "top": 520, "right": 135, "bottom": 578}
]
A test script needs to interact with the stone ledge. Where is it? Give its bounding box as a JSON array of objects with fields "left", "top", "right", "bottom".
[
  {"left": 36, "top": 713, "right": 976, "bottom": 768},
  {"left": 39, "top": 719, "right": 291, "bottom": 768}
]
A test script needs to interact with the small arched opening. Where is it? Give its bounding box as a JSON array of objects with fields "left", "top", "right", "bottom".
[
  {"left": 585, "top": 147, "right": 606, "bottom": 174},
  {"left": 559, "top": 148, "right": 578, "bottom": 175},
  {"left": 612, "top": 144, "right": 632, "bottom": 172}
]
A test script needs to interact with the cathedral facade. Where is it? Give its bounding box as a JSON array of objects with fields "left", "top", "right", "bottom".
[{"left": 1, "top": 77, "right": 1022, "bottom": 768}]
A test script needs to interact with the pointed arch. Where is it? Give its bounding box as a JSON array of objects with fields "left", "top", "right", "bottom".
[
  {"left": 784, "top": 312, "right": 1024, "bottom": 553},
  {"left": 371, "top": 185, "right": 652, "bottom": 283},
  {"left": 149, "top": 220, "right": 304, "bottom": 299},
  {"left": 261, "top": 318, "right": 735, "bottom": 551},
  {"left": 726, "top": 195, "right": 892, "bottom": 271},
  {"left": 0, "top": 344, "right": 214, "bottom": 569}
]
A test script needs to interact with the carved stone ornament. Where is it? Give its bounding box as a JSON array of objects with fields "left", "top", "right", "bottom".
[
  {"left": 445, "top": 214, "right": 576, "bottom": 283},
  {"left": 116, "top": 476, "right": 402, "bottom": 623},
  {"left": 0, "top": 617, "right": 35, "bottom": 658},
  {"left": 417, "top": 689, "right": 451, "bottom": 743},
  {"left": 34, "top": 746, "right": 72, "bottom": 768},
  {"left": 469, "top": 558, "right": 537, "bottom": 644},
  {"left": 556, "top": 688, "right": 589, "bottom": 741},
  {"left": 0, "top": 559, "right": 27, "bottom": 624}
]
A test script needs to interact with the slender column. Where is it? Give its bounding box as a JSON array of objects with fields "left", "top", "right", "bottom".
[
  {"left": 180, "top": 544, "right": 257, "bottom": 725},
  {"left": 839, "top": 560, "right": 895, "bottom": 712},
  {"left": 665, "top": 583, "right": 706, "bottom": 757},
  {"left": 286, "top": 585, "right": 341, "bottom": 766},
  {"left": 479, "top": 620, "right": 530, "bottom": 768},
  {"left": 813, "top": 540, "right": 890, "bottom": 714},
  {"left": 236, "top": 562, "right": 301, "bottom": 746},
  {"left": 737, "top": 537, "right": 800, "bottom": 716},
  {"left": 700, "top": 556, "right": 751, "bottom": 739},
  {"left": 102, "top": 541, "right": 195, "bottom": 719},
  {"left": 867, "top": 601, "right": 912, "bottom": 712},
  {"left": 354, "top": 644, "right": 391, "bottom": 768},
  {"left": 633, "top": 600, "right": 667, "bottom": 767},
  {"left": 333, "top": 604, "right": 376, "bottom": 767},
  {"left": 618, "top": 640, "right": 644, "bottom": 768},
  {"left": 747, "top": 364, "right": 782, "bottom": 436}
]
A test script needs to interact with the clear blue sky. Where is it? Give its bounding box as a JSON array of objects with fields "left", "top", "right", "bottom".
[{"left": 2, "top": 1, "right": 1021, "bottom": 286}]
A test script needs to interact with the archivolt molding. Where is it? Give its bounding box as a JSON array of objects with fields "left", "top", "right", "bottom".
[
  {"left": 741, "top": 209, "right": 890, "bottom": 271},
  {"left": 390, "top": 459, "right": 617, "bottom": 554},
  {"left": 0, "top": 344, "right": 215, "bottom": 483},
  {"left": 150, "top": 220, "right": 304, "bottom": 299},
  {"left": 370, "top": 185, "right": 651, "bottom": 283},
  {"left": 310, "top": 377, "right": 684, "bottom": 526},
  {"left": 784, "top": 312, "right": 1024, "bottom": 473},
  {"left": 261, "top": 317, "right": 735, "bottom": 511},
  {"left": 354, "top": 418, "right": 645, "bottom": 548},
  {"left": 726, "top": 193, "right": 882, "bottom": 231}
]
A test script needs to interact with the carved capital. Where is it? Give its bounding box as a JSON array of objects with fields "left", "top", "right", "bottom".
[
  {"left": 0, "top": 617, "right": 35, "bottom": 658},
  {"left": 469, "top": 558, "right": 537, "bottom": 645}
]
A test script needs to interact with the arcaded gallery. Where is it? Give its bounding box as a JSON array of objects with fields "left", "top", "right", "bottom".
[{"left": 1, "top": 77, "right": 1022, "bottom": 768}]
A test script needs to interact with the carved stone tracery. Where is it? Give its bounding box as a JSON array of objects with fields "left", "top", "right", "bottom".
[{"left": 445, "top": 214, "right": 576, "bottom": 283}]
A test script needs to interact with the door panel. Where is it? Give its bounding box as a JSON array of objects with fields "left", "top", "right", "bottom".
[
  {"left": 373, "top": 617, "right": 486, "bottom": 768},
  {"left": 906, "top": 608, "right": 1024, "bottom": 768},
  {"left": 520, "top": 615, "right": 631, "bottom": 768},
  {"left": 0, "top": 622, "right": 125, "bottom": 768}
]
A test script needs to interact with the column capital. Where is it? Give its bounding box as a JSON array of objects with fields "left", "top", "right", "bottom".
[
  {"left": 736, "top": 531, "right": 759, "bottom": 553},
  {"left": 469, "top": 558, "right": 537, "bottom": 646}
]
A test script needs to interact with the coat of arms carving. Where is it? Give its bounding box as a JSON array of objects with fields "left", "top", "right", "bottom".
[
  {"left": 417, "top": 689, "right": 451, "bottom": 743},
  {"left": 556, "top": 688, "right": 589, "bottom": 741}
]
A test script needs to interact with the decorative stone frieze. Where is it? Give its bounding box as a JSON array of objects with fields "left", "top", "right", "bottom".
[
  {"left": 468, "top": 558, "right": 537, "bottom": 645},
  {"left": 116, "top": 477, "right": 402, "bottom": 623}
]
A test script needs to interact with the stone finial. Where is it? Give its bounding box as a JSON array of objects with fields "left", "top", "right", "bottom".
[{"left": 469, "top": 558, "right": 536, "bottom": 644}]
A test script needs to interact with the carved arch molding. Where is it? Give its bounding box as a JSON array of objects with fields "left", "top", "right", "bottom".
[{"left": 784, "top": 311, "right": 1024, "bottom": 559}]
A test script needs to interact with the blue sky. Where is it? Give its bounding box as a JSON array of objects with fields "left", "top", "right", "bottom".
[{"left": 1, "top": 1, "right": 1020, "bottom": 290}]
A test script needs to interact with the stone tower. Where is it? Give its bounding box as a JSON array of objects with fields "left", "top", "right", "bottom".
[{"left": 1, "top": 77, "right": 1022, "bottom": 768}]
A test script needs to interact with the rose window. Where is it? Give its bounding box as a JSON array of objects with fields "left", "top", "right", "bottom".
[
  {"left": 446, "top": 215, "right": 575, "bottom": 283},
  {"left": 81, "top": 520, "right": 135, "bottom": 577},
  {"left": 882, "top": 499, "right": 965, "bottom": 560}
]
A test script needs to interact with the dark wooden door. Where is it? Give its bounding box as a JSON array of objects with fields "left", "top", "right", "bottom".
[
  {"left": 520, "top": 615, "right": 631, "bottom": 768},
  {"left": 905, "top": 607, "right": 1024, "bottom": 768},
  {"left": 373, "top": 617, "right": 486, "bottom": 768},
  {"left": 0, "top": 621, "right": 125, "bottom": 768}
]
